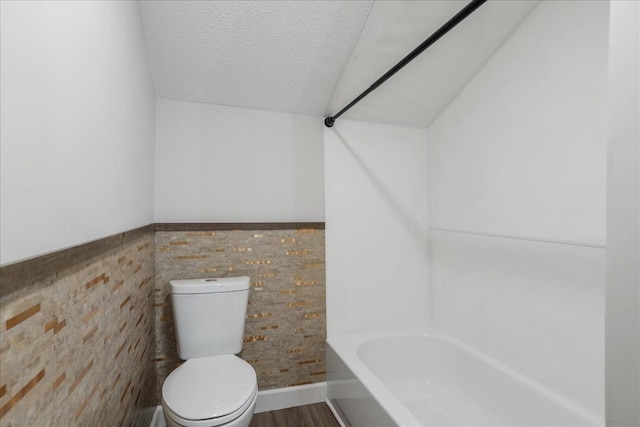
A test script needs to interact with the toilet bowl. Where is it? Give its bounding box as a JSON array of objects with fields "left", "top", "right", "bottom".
[{"left": 162, "top": 355, "right": 258, "bottom": 427}]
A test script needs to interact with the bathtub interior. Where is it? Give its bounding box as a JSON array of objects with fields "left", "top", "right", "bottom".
[{"left": 327, "top": 330, "right": 604, "bottom": 427}]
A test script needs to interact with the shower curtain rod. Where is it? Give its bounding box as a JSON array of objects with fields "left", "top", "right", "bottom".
[{"left": 324, "top": 0, "right": 487, "bottom": 128}]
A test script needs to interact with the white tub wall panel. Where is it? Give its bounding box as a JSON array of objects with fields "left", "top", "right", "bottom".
[
  {"left": 605, "top": 1, "right": 640, "bottom": 425},
  {"left": 427, "top": 0, "right": 608, "bottom": 416},
  {"left": 430, "top": 231, "right": 604, "bottom": 414},
  {"left": 154, "top": 98, "right": 324, "bottom": 222},
  {"left": 324, "top": 119, "right": 429, "bottom": 338},
  {"left": 428, "top": 0, "right": 608, "bottom": 245}
]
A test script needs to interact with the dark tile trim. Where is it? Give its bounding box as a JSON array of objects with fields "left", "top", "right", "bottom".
[
  {"left": 154, "top": 222, "right": 325, "bottom": 231},
  {"left": 0, "top": 224, "right": 154, "bottom": 299},
  {"left": 0, "top": 222, "right": 325, "bottom": 299}
]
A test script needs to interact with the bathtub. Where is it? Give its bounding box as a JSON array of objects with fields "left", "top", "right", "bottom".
[{"left": 327, "top": 329, "right": 603, "bottom": 427}]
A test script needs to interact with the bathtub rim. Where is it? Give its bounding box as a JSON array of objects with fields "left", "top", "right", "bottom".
[
  {"left": 327, "top": 337, "right": 422, "bottom": 427},
  {"left": 327, "top": 327, "right": 604, "bottom": 427}
]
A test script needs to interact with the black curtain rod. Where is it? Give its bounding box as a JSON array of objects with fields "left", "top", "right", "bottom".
[{"left": 324, "top": 0, "right": 487, "bottom": 128}]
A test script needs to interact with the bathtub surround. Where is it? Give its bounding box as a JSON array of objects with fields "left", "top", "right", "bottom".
[
  {"left": 324, "top": 120, "right": 429, "bottom": 337},
  {"left": 428, "top": 0, "right": 608, "bottom": 244},
  {"left": 324, "top": 1, "right": 609, "bottom": 424},
  {"left": 0, "top": 231, "right": 156, "bottom": 426},
  {"left": 155, "top": 225, "right": 326, "bottom": 401},
  {"left": 428, "top": 231, "right": 604, "bottom": 413},
  {"left": 427, "top": 0, "right": 608, "bottom": 416}
]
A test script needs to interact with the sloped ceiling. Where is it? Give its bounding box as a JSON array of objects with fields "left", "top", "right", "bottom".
[
  {"left": 329, "top": 0, "right": 539, "bottom": 127},
  {"left": 138, "top": 0, "right": 539, "bottom": 127},
  {"left": 137, "top": 0, "right": 373, "bottom": 115}
]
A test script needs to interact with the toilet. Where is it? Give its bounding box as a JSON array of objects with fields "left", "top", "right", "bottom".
[{"left": 162, "top": 277, "right": 258, "bottom": 427}]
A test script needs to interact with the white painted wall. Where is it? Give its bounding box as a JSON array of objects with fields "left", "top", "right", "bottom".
[
  {"left": 428, "top": 0, "right": 608, "bottom": 416},
  {"left": 0, "top": 1, "right": 155, "bottom": 265},
  {"left": 324, "top": 120, "right": 429, "bottom": 337},
  {"left": 605, "top": 1, "right": 640, "bottom": 425},
  {"left": 154, "top": 98, "right": 324, "bottom": 222}
]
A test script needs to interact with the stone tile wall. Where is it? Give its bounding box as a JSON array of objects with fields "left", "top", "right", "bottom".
[
  {"left": 0, "top": 233, "right": 155, "bottom": 427},
  {"left": 154, "top": 229, "right": 326, "bottom": 400}
]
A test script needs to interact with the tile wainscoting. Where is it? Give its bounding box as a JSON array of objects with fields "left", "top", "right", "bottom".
[
  {"left": 0, "top": 222, "right": 326, "bottom": 424},
  {"left": 0, "top": 230, "right": 156, "bottom": 427},
  {"left": 154, "top": 226, "right": 326, "bottom": 401}
]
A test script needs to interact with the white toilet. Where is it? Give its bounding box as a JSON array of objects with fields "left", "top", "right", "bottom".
[{"left": 162, "top": 277, "right": 258, "bottom": 427}]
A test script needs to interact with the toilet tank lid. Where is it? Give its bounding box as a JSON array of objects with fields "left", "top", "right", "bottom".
[{"left": 170, "top": 277, "right": 250, "bottom": 294}]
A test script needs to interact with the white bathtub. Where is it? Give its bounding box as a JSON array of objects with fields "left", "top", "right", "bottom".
[{"left": 327, "top": 329, "right": 603, "bottom": 427}]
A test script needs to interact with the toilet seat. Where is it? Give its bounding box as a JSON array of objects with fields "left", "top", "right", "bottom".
[
  {"left": 162, "top": 355, "right": 258, "bottom": 426},
  {"left": 162, "top": 386, "right": 257, "bottom": 427}
]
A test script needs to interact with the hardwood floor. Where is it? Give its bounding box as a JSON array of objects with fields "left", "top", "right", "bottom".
[{"left": 250, "top": 403, "right": 341, "bottom": 427}]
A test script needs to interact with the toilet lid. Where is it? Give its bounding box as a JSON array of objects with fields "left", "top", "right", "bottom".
[{"left": 163, "top": 355, "right": 257, "bottom": 421}]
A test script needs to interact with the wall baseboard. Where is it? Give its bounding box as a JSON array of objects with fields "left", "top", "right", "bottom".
[
  {"left": 255, "top": 382, "right": 327, "bottom": 413},
  {"left": 150, "top": 382, "right": 327, "bottom": 426}
]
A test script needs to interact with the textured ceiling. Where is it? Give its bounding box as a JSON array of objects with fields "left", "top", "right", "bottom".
[
  {"left": 138, "top": 0, "right": 539, "bottom": 127},
  {"left": 328, "top": 0, "right": 540, "bottom": 127},
  {"left": 137, "top": 0, "right": 373, "bottom": 115}
]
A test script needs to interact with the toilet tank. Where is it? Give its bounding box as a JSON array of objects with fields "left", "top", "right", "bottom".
[{"left": 170, "top": 277, "right": 250, "bottom": 360}]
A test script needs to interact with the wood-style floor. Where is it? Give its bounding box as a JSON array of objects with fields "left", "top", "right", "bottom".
[{"left": 249, "top": 403, "right": 341, "bottom": 427}]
